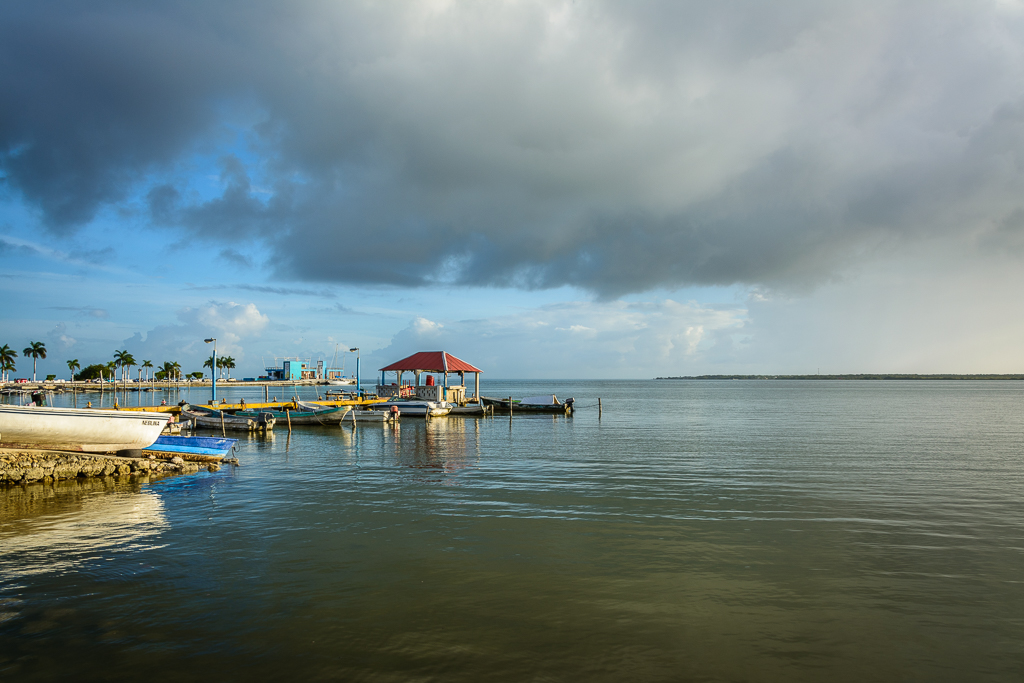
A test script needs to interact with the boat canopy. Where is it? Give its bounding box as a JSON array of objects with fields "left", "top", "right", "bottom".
[{"left": 379, "top": 352, "right": 481, "bottom": 374}]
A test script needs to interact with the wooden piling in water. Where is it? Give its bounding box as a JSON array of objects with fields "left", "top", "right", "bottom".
[
  {"left": 286, "top": 408, "right": 292, "bottom": 432},
  {"left": 598, "top": 397, "right": 602, "bottom": 418},
  {"left": 220, "top": 410, "right": 226, "bottom": 437}
]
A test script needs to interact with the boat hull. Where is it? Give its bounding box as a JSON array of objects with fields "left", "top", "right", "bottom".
[
  {"left": 0, "top": 405, "right": 169, "bottom": 453},
  {"left": 449, "top": 404, "right": 486, "bottom": 416},
  {"left": 369, "top": 401, "right": 451, "bottom": 417},
  {"left": 480, "top": 397, "right": 573, "bottom": 414},
  {"left": 234, "top": 406, "right": 351, "bottom": 424},
  {"left": 181, "top": 408, "right": 274, "bottom": 432},
  {"left": 147, "top": 435, "right": 237, "bottom": 456},
  {"left": 350, "top": 410, "right": 399, "bottom": 422}
]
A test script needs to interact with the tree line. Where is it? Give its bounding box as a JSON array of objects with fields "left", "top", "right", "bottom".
[{"left": 0, "top": 341, "right": 236, "bottom": 383}]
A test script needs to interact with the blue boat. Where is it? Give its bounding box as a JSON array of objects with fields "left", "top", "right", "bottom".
[{"left": 148, "top": 435, "right": 238, "bottom": 457}]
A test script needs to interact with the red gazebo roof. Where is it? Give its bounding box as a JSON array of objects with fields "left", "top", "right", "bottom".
[{"left": 379, "top": 351, "right": 482, "bottom": 373}]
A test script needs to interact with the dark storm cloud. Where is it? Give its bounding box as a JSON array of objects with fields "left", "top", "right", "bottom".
[{"left": 5, "top": 1, "right": 1024, "bottom": 295}]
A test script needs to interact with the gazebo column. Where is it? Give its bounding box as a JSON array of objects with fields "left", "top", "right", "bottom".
[{"left": 474, "top": 372, "right": 480, "bottom": 401}]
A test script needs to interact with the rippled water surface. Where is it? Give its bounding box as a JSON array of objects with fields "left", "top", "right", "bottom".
[{"left": 3, "top": 380, "right": 1024, "bottom": 681}]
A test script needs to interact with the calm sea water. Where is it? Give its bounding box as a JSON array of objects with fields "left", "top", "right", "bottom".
[{"left": 2, "top": 380, "right": 1024, "bottom": 682}]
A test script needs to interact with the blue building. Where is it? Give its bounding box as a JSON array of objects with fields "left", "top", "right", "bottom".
[{"left": 264, "top": 358, "right": 323, "bottom": 381}]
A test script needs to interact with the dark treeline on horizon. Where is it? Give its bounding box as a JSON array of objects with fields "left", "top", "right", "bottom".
[{"left": 656, "top": 374, "right": 1024, "bottom": 381}]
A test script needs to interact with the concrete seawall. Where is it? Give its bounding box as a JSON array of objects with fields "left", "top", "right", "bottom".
[{"left": 0, "top": 449, "right": 204, "bottom": 485}]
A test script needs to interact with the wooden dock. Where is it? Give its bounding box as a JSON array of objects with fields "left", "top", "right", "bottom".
[{"left": 113, "top": 397, "right": 389, "bottom": 414}]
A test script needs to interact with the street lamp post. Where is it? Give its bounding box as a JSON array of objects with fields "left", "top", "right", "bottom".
[
  {"left": 204, "top": 338, "right": 217, "bottom": 403},
  {"left": 349, "top": 348, "right": 360, "bottom": 399}
]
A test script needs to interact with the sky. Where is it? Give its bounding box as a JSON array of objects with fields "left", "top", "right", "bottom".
[{"left": 3, "top": 0, "right": 1024, "bottom": 379}]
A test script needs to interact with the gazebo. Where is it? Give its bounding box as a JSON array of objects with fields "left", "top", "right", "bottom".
[{"left": 377, "top": 351, "right": 483, "bottom": 403}]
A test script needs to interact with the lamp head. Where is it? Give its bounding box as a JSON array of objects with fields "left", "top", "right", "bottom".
[
  {"left": 349, "top": 347, "right": 359, "bottom": 352},
  {"left": 204, "top": 338, "right": 215, "bottom": 343}
]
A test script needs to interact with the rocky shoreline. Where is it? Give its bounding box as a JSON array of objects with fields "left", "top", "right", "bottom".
[{"left": 0, "top": 448, "right": 209, "bottom": 485}]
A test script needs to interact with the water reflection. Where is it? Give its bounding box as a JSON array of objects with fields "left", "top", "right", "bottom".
[
  {"left": 387, "top": 418, "right": 480, "bottom": 477},
  {"left": 3, "top": 381, "right": 1024, "bottom": 681},
  {"left": 0, "top": 478, "right": 168, "bottom": 581}
]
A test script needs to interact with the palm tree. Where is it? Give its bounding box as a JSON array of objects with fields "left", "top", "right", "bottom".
[
  {"left": 203, "top": 354, "right": 216, "bottom": 379},
  {"left": 171, "top": 361, "right": 182, "bottom": 382},
  {"left": 142, "top": 360, "right": 153, "bottom": 383},
  {"left": 159, "top": 361, "right": 176, "bottom": 382},
  {"left": 222, "top": 356, "right": 236, "bottom": 380},
  {"left": 113, "top": 349, "right": 133, "bottom": 391},
  {"left": 0, "top": 345, "right": 17, "bottom": 383},
  {"left": 67, "top": 359, "right": 80, "bottom": 382},
  {"left": 123, "top": 353, "right": 136, "bottom": 389},
  {"left": 23, "top": 341, "right": 46, "bottom": 382}
]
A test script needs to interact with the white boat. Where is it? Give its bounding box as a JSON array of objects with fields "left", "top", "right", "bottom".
[
  {"left": 0, "top": 405, "right": 169, "bottom": 453},
  {"left": 349, "top": 410, "right": 399, "bottom": 423},
  {"left": 325, "top": 344, "right": 356, "bottom": 385},
  {"left": 368, "top": 400, "right": 451, "bottom": 417}
]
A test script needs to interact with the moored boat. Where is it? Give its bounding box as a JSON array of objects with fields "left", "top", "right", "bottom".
[
  {"left": 0, "top": 404, "right": 169, "bottom": 453},
  {"left": 448, "top": 403, "right": 486, "bottom": 416},
  {"left": 146, "top": 435, "right": 238, "bottom": 457},
  {"left": 324, "top": 344, "right": 356, "bottom": 385},
  {"left": 367, "top": 400, "right": 451, "bottom": 417},
  {"left": 480, "top": 395, "right": 575, "bottom": 414},
  {"left": 233, "top": 402, "right": 351, "bottom": 425},
  {"left": 181, "top": 405, "right": 275, "bottom": 432},
  {"left": 350, "top": 409, "right": 399, "bottom": 423}
]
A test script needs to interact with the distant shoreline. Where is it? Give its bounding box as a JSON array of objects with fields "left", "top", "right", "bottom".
[{"left": 655, "top": 374, "right": 1024, "bottom": 380}]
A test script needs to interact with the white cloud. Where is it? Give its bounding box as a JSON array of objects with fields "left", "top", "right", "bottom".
[
  {"left": 369, "top": 298, "right": 747, "bottom": 378},
  {"left": 118, "top": 301, "right": 270, "bottom": 372},
  {"left": 178, "top": 301, "right": 270, "bottom": 346},
  {"left": 46, "top": 322, "right": 76, "bottom": 350},
  {"left": 411, "top": 317, "right": 444, "bottom": 336}
]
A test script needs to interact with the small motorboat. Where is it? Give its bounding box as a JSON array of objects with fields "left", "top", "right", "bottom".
[
  {"left": 0, "top": 404, "right": 169, "bottom": 453},
  {"left": 233, "top": 401, "right": 351, "bottom": 425},
  {"left": 366, "top": 400, "right": 451, "bottom": 417},
  {"left": 346, "top": 411, "right": 396, "bottom": 423},
  {"left": 448, "top": 403, "right": 486, "bottom": 416},
  {"left": 181, "top": 405, "right": 275, "bottom": 432},
  {"left": 147, "top": 435, "right": 238, "bottom": 457},
  {"left": 480, "top": 395, "right": 575, "bottom": 414}
]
